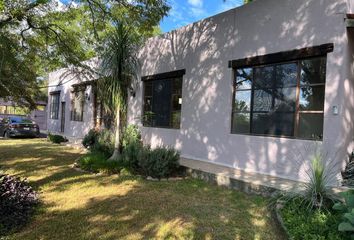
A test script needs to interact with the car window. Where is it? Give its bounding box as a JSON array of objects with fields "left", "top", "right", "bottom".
[{"left": 10, "top": 117, "right": 33, "bottom": 124}]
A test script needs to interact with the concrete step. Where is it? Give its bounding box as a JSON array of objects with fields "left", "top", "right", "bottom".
[{"left": 180, "top": 157, "right": 350, "bottom": 197}]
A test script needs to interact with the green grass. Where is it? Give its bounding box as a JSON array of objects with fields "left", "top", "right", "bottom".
[
  {"left": 0, "top": 139, "right": 284, "bottom": 240},
  {"left": 280, "top": 199, "right": 347, "bottom": 240},
  {"left": 78, "top": 151, "right": 122, "bottom": 174}
]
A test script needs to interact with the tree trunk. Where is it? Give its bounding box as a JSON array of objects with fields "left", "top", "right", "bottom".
[{"left": 108, "top": 105, "right": 120, "bottom": 161}]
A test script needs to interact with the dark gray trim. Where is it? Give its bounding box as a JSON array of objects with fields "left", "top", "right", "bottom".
[
  {"left": 228, "top": 43, "right": 334, "bottom": 68},
  {"left": 141, "top": 69, "right": 186, "bottom": 82}
]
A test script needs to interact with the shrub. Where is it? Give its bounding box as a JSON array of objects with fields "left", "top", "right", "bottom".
[
  {"left": 139, "top": 146, "right": 180, "bottom": 179},
  {"left": 82, "top": 129, "right": 114, "bottom": 156},
  {"left": 333, "top": 190, "right": 354, "bottom": 238},
  {"left": 78, "top": 151, "right": 122, "bottom": 174},
  {"left": 0, "top": 174, "right": 39, "bottom": 235},
  {"left": 281, "top": 198, "right": 347, "bottom": 240},
  {"left": 120, "top": 125, "right": 143, "bottom": 171},
  {"left": 48, "top": 133, "right": 67, "bottom": 144},
  {"left": 82, "top": 129, "right": 99, "bottom": 149}
]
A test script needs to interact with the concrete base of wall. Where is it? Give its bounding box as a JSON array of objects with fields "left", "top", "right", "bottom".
[{"left": 180, "top": 157, "right": 351, "bottom": 197}]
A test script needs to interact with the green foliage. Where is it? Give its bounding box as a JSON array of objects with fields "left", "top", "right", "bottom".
[
  {"left": 48, "top": 133, "right": 67, "bottom": 144},
  {"left": 138, "top": 146, "right": 180, "bottom": 179},
  {"left": 122, "top": 125, "right": 141, "bottom": 148},
  {"left": 120, "top": 125, "right": 142, "bottom": 171},
  {"left": 301, "top": 152, "right": 337, "bottom": 210},
  {"left": 82, "top": 129, "right": 99, "bottom": 149},
  {"left": 93, "top": 129, "right": 114, "bottom": 156},
  {"left": 0, "top": 0, "right": 169, "bottom": 107},
  {"left": 78, "top": 151, "right": 122, "bottom": 174},
  {"left": 333, "top": 190, "right": 354, "bottom": 239},
  {"left": 281, "top": 198, "right": 347, "bottom": 240}
]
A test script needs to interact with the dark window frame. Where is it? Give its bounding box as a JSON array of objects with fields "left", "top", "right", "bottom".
[
  {"left": 49, "top": 91, "right": 60, "bottom": 120},
  {"left": 230, "top": 56, "right": 328, "bottom": 140},
  {"left": 141, "top": 70, "right": 185, "bottom": 129},
  {"left": 70, "top": 87, "right": 85, "bottom": 122}
]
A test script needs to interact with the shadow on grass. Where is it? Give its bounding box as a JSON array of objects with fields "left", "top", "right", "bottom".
[{"left": 1, "top": 139, "right": 286, "bottom": 240}]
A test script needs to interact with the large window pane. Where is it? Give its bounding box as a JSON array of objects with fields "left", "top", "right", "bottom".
[
  {"left": 232, "top": 113, "right": 250, "bottom": 134},
  {"left": 299, "top": 85, "right": 325, "bottom": 111},
  {"left": 298, "top": 113, "right": 323, "bottom": 140},
  {"left": 254, "top": 66, "right": 274, "bottom": 89},
  {"left": 275, "top": 63, "right": 297, "bottom": 87},
  {"left": 234, "top": 90, "right": 251, "bottom": 112},
  {"left": 252, "top": 113, "right": 294, "bottom": 136},
  {"left": 253, "top": 89, "right": 272, "bottom": 112},
  {"left": 274, "top": 87, "right": 296, "bottom": 112},
  {"left": 301, "top": 58, "right": 326, "bottom": 85},
  {"left": 236, "top": 68, "right": 252, "bottom": 90},
  {"left": 143, "top": 76, "right": 183, "bottom": 129}
]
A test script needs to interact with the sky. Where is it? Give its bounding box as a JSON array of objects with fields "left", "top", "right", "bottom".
[
  {"left": 59, "top": 0, "right": 244, "bottom": 33},
  {"left": 160, "top": 0, "right": 244, "bottom": 32}
]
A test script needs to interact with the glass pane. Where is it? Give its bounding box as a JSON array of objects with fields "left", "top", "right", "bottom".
[
  {"left": 299, "top": 86, "right": 325, "bottom": 111},
  {"left": 274, "top": 87, "right": 296, "bottom": 112},
  {"left": 253, "top": 89, "right": 272, "bottom": 111},
  {"left": 144, "top": 82, "right": 153, "bottom": 97},
  {"left": 298, "top": 113, "right": 323, "bottom": 140},
  {"left": 254, "top": 66, "right": 274, "bottom": 89},
  {"left": 252, "top": 113, "right": 294, "bottom": 136},
  {"left": 152, "top": 79, "right": 171, "bottom": 127},
  {"left": 172, "top": 95, "right": 182, "bottom": 111},
  {"left": 231, "top": 112, "right": 250, "bottom": 134},
  {"left": 144, "top": 97, "right": 152, "bottom": 112},
  {"left": 171, "top": 111, "right": 181, "bottom": 129},
  {"left": 301, "top": 57, "right": 326, "bottom": 85},
  {"left": 234, "top": 90, "right": 251, "bottom": 112},
  {"left": 275, "top": 63, "right": 297, "bottom": 87},
  {"left": 236, "top": 68, "right": 252, "bottom": 90},
  {"left": 173, "top": 77, "right": 182, "bottom": 95}
]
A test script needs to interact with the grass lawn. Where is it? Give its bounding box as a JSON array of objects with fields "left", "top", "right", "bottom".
[{"left": 0, "top": 139, "right": 285, "bottom": 240}]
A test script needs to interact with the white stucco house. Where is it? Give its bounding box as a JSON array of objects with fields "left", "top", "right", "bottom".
[{"left": 48, "top": 0, "right": 354, "bottom": 186}]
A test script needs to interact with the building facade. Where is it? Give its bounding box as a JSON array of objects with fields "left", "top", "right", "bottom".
[{"left": 48, "top": 0, "right": 354, "bottom": 184}]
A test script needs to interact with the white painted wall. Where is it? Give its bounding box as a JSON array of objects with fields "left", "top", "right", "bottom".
[
  {"left": 128, "top": 0, "right": 354, "bottom": 184},
  {"left": 47, "top": 67, "right": 96, "bottom": 139}
]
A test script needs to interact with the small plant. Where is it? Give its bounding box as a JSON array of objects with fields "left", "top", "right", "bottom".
[
  {"left": 139, "top": 146, "right": 180, "bottom": 179},
  {"left": 48, "top": 133, "right": 67, "bottom": 144},
  {"left": 120, "top": 125, "right": 143, "bottom": 171},
  {"left": 82, "top": 129, "right": 99, "bottom": 149},
  {"left": 0, "top": 174, "right": 39, "bottom": 235},
  {"left": 333, "top": 190, "right": 354, "bottom": 238},
  {"left": 122, "top": 124, "right": 141, "bottom": 148},
  {"left": 78, "top": 151, "right": 122, "bottom": 174},
  {"left": 82, "top": 129, "right": 114, "bottom": 156}
]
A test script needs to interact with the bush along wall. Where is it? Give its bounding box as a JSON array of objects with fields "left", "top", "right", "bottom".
[
  {"left": 80, "top": 125, "right": 182, "bottom": 179},
  {"left": 0, "top": 174, "right": 39, "bottom": 235}
]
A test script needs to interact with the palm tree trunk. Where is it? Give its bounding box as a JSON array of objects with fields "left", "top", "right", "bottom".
[{"left": 108, "top": 105, "right": 120, "bottom": 161}]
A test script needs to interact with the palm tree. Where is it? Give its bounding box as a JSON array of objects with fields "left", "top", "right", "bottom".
[{"left": 98, "top": 22, "right": 139, "bottom": 161}]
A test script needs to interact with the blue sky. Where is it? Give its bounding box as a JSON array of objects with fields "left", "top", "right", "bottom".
[{"left": 160, "top": 0, "right": 244, "bottom": 32}]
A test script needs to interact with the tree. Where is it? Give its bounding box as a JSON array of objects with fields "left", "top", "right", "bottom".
[
  {"left": 0, "top": 0, "right": 169, "bottom": 108},
  {"left": 98, "top": 22, "right": 139, "bottom": 160}
]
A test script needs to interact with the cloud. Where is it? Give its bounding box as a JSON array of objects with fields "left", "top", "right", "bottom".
[{"left": 187, "top": 0, "right": 203, "bottom": 8}]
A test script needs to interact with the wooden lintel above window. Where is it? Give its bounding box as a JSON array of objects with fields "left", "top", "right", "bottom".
[
  {"left": 71, "top": 80, "right": 96, "bottom": 88},
  {"left": 141, "top": 69, "right": 186, "bottom": 82},
  {"left": 49, "top": 90, "right": 60, "bottom": 95},
  {"left": 346, "top": 14, "right": 354, "bottom": 28},
  {"left": 228, "top": 43, "right": 334, "bottom": 68}
]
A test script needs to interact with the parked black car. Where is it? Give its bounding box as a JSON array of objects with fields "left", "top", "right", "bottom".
[{"left": 0, "top": 116, "right": 40, "bottom": 138}]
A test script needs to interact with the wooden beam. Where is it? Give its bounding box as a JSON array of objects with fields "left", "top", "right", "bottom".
[
  {"left": 141, "top": 69, "right": 186, "bottom": 81},
  {"left": 228, "top": 43, "right": 334, "bottom": 69}
]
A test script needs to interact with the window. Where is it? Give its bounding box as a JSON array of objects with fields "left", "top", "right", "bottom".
[
  {"left": 49, "top": 92, "right": 60, "bottom": 119},
  {"left": 70, "top": 88, "right": 85, "bottom": 122},
  {"left": 142, "top": 70, "right": 184, "bottom": 129},
  {"left": 231, "top": 57, "right": 326, "bottom": 140}
]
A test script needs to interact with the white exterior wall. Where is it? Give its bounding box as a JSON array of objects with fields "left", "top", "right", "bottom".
[
  {"left": 128, "top": 0, "right": 354, "bottom": 184},
  {"left": 47, "top": 68, "right": 96, "bottom": 139}
]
